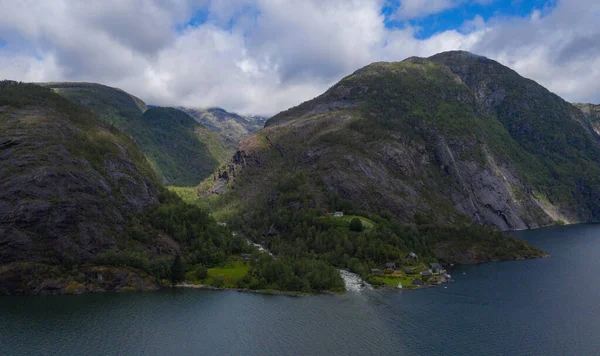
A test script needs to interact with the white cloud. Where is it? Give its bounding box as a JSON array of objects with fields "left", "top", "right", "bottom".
[
  {"left": 0, "top": 0, "right": 598, "bottom": 115},
  {"left": 394, "top": 0, "right": 463, "bottom": 20}
]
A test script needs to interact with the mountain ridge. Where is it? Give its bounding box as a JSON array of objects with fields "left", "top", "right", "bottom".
[{"left": 41, "top": 82, "right": 227, "bottom": 186}]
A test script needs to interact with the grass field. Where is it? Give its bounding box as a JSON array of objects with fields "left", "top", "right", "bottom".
[{"left": 203, "top": 261, "right": 250, "bottom": 287}]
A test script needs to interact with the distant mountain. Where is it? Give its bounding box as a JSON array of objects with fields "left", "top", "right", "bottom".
[
  {"left": 179, "top": 107, "right": 268, "bottom": 151},
  {"left": 574, "top": 103, "right": 600, "bottom": 136},
  {"left": 205, "top": 51, "right": 600, "bottom": 264},
  {"left": 41, "top": 83, "right": 228, "bottom": 186}
]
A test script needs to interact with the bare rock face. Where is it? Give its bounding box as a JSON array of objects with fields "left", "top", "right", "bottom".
[{"left": 574, "top": 103, "right": 600, "bottom": 136}]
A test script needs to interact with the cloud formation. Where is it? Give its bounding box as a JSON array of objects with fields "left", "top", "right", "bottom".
[{"left": 0, "top": 0, "right": 598, "bottom": 115}]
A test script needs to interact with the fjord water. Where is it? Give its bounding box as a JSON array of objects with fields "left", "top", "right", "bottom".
[{"left": 2, "top": 224, "right": 600, "bottom": 356}]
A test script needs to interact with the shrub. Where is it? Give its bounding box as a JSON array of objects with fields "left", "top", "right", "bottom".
[
  {"left": 193, "top": 265, "right": 208, "bottom": 280},
  {"left": 349, "top": 218, "right": 363, "bottom": 232}
]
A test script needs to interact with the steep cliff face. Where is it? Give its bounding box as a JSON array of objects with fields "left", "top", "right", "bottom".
[
  {"left": 212, "top": 52, "right": 600, "bottom": 231},
  {"left": 0, "top": 81, "right": 161, "bottom": 266},
  {"left": 574, "top": 103, "right": 600, "bottom": 136}
]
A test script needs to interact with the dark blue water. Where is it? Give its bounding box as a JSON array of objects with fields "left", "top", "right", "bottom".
[{"left": 2, "top": 224, "right": 600, "bottom": 355}]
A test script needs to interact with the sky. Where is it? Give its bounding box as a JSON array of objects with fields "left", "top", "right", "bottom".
[{"left": 0, "top": 0, "right": 598, "bottom": 116}]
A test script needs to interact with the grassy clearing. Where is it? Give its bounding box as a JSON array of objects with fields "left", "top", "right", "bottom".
[
  {"left": 168, "top": 186, "right": 200, "bottom": 206},
  {"left": 315, "top": 215, "right": 376, "bottom": 230},
  {"left": 189, "top": 260, "right": 250, "bottom": 288}
]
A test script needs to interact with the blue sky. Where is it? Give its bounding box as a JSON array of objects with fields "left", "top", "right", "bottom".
[
  {"left": 0, "top": 0, "right": 598, "bottom": 115},
  {"left": 382, "top": 0, "right": 557, "bottom": 39}
]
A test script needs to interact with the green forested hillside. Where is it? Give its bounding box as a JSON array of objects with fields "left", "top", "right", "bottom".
[{"left": 41, "top": 83, "right": 227, "bottom": 186}]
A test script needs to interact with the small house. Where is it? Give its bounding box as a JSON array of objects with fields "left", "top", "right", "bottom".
[
  {"left": 385, "top": 262, "right": 396, "bottom": 270},
  {"left": 412, "top": 279, "right": 425, "bottom": 286},
  {"left": 420, "top": 270, "right": 432, "bottom": 277},
  {"left": 406, "top": 252, "right": 418, "bottom": 260},
  {"left": 333, "top": 211, "right": 344, "bottom": 217},
  {"left": 430, "top": 263, "right": 444, "bottom": 274},
  {"left": 370, "top": 268, "right": 383, "bottom": 275},
  {"left": 405, "top": 268, "right": 414, "bottom": 275},
  {"left": 240, "top": 253, "right": 252, "bottom": 261},
  {"left": 324, "top": 212, "right": 333, "bottom": 216}
]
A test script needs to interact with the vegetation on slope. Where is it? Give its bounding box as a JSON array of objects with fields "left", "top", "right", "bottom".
[{"left": 42, "top": 83, "right": 227, "bottom": 186}]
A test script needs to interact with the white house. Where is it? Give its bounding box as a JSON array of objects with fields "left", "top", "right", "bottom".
[{"left": 333, "top": 211, "right": 344, "bottom": 217}]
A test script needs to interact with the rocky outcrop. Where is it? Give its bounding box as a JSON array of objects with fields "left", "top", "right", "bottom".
[
  {"left": 179, "top": 107, "right": 268, "bottom": 151},
  {"left": 574, "top": 103, "right": 600, "bottom": 136}
]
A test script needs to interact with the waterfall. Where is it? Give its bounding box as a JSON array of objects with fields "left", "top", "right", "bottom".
[{"left": 339, "top": 270, "right": 372, "bottom": 292}]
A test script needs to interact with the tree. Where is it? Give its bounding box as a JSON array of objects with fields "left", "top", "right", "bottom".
[
  {"left": 194, "top": 265, "right": 207, "bottom": 280},
  {"left": 349, "top": 218, "right": 363, "bottom": 232},
  {"left": 171, "top": 255, "right": 186, "bottom": 283}
]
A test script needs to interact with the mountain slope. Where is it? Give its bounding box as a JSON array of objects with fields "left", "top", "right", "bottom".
[
  {"left": 0, "top": 81, "right": 163, "bottom": 292},
  {"left": 429, "top": 51, "right": 600, "bottom": 222},
  {"left": 202, "top": 52, "right": 600, "bottom": 266},
  {"left": 180, "top": 107, "right": 268, "bottom": 151},
  {"left": 41, "top": 83, "right": 227, "bottom": 186},
  {"left": 0, "top": 81, "right": 244, "bottom": 295}
]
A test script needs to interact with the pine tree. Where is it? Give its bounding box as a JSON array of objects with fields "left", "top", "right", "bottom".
[{"left": 171, "top": 255, "right": 185, "bottom": 283}]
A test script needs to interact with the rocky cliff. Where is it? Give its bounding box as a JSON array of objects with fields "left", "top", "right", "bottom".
[
  {"left": 180, "top": 107, "right": 268, "bottom": 151},
  {"left": 574, "top": 103, "right": 600, "bottom": 136}
]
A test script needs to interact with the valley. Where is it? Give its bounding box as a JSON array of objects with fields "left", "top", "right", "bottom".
[{"left": 1, "top": 51, "right": 599, "bottom": 295}]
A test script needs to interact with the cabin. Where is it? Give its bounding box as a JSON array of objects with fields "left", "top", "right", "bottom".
[
  {"left": 430, "top": 263, "right": 444, "bottom": 274},
  {"left": 324, "top": 212, "right": 333, "bottom": 216},
  {"left": 412, "top": 279, "right": 425, "bottom": 286},
  {"left": 405, "top": 268, "right": 414, "bottom": 275},
  {"left": 385, "top": 262, "right": 396, "bottom": 270},
  {"left": 240, "top": 253, "right": 252, "bottom": 261},
  {"left": 406, "top": 252, "right": 418, "bottom": 260},
  {"left": 420, "top": 270, "right": 432, "bottom": 277},
  {"left": 333, "top": 211, "right": 344, "bottom": 217},
  {"left": 370, "top": 268, "right": 383, "bottom": 275}
]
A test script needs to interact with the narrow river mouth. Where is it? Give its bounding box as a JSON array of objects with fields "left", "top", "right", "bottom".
[{"left": 339, "top": 269, "right": 372, "bottom": 292}]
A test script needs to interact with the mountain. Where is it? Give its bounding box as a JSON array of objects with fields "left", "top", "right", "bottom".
[
  {"left": 0, "top": 81, "right": 243, "bottom": 294},
  {"left": 179, "top": 107, "right": 268, "bottom": 151},
  {"left": 41, "top": 83, "right": 228, "bottom": 186},
  {"left": 574, "top": 103, "right": 600, "bottom": 136},
  {"left": 202, "top": 51, "right": 600, "bottom": 264}
]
